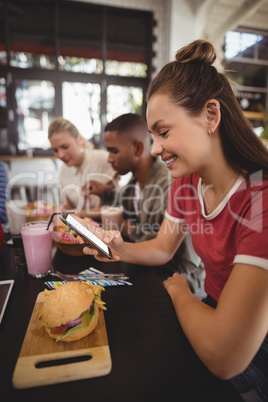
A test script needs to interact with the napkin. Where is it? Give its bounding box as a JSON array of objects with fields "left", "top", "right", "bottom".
[{"left": 45, "top": 267, "right": 132, "bottom": 288}]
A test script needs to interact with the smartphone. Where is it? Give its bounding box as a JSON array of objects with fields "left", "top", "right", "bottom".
[
  {"left": 60, "top": 211, "right": 113, "bottom": 259},
  {"left": 0, "top": 279, "right": 14, "bottom": 324}
]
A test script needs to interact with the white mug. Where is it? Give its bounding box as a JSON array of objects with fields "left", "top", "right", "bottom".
[{"left": 6, "top": 200, "right": 27, "bottom": 235}]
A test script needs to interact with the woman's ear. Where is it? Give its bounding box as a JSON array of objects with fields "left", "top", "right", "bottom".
[
  {"left": 205, "top": 99, "right": 221, "bottom": 132},
  {"left": 78, "top": 134, "right": 85, "bottom": 147}
]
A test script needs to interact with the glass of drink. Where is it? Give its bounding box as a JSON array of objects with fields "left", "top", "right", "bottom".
[
  {"left": 20, "top": 221, "right": 53, "bottom": 278},
  {"left": 6, "top": 200, "right": 27, "bottom": 235},
  {"left": 101, "top": 206, "right": 123, "bottom": 231}
]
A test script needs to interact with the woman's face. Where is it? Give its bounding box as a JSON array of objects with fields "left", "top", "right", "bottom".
[
  {"left": 147, "top": 93, "right": 212, "bottom": 178},
  {"left": 49, "top": 131, "right": 84, "bottom": 167}
]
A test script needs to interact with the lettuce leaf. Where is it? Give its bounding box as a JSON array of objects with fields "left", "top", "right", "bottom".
[
  {"left": 56, "top": 305, "right": 96, "bottom": 340},
  {"left": 57, "top": 323, "right": 83, "bottom": 340}
]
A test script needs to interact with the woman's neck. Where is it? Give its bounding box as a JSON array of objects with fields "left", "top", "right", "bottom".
[
  {"left": 75, "top": 148, "right": 85, "bottom": 168},
  {"left": 200, "top": 164, "right": 240, "bottom": 214}
]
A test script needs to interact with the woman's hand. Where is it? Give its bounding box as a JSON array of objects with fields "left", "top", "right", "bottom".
[
  {"left": 163, "top": 273, "right": 190, "bottom": 300},
  {"left": 74, "top": 216, "right": 124, "bottom": 261}
]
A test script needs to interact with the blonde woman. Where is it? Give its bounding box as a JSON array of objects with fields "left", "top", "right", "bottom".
[{"left": 48, "top": 117, "right": 117, "bottom": 214}]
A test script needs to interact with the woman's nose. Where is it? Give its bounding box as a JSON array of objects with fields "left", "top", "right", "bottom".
[
  {"left": 151, "top": 138, "right": 163, "bottom": 157},
  {"left": 57, "top": 149, "right": 65, "bottom": 159}
]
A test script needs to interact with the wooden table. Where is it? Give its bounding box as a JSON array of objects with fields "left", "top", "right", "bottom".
[{"left": 0, "top": 239, "right": 242, "bottom": 402}]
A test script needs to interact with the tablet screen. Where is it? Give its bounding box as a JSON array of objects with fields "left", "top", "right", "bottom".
[{"left": 0, "top": 280, "right": 14, "bottom": 324}]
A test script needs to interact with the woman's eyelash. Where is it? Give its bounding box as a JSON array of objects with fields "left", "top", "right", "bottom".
[{"left": 159, "top": 130, "right": 169, "bottom": 137}]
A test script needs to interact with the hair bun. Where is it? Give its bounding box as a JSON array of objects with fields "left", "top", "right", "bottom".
[{"left": 175, "top": 39, "right": 216, "bottom": 65}]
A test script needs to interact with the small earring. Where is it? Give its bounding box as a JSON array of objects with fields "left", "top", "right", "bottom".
[
  {"left": 214, "top": 105, "right": 221, "bottom": 109},
  {"left": 208, "top": 127, "right": 214, "bottom": 136}
]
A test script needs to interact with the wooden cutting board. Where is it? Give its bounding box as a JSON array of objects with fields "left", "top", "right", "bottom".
[{"left": 12, "top": 291, "right": 112, "bottom": 389}]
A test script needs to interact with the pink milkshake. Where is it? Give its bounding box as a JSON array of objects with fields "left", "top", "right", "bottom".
[{"left": 21, "top": 221, "right": 53, "bottom": 278}]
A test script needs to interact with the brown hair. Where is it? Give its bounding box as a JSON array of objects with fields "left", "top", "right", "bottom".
[
  {"left": 48, "top": 117, "right": 93, "bottom": 150},
  {"left": 147, "top": 39, "right": 268, "bottom": 176}
]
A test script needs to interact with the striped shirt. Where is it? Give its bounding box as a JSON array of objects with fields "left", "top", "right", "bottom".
[{"left": 0, "top": 162, "right": 8, "bottom": 223}]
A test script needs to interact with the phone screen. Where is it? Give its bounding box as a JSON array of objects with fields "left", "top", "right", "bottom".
[
  {"left": 60, "top": 212, "right": 113, "bottom": 259},
  {"left": 0, "top": 280, "right": 14, "bottom": 324}
]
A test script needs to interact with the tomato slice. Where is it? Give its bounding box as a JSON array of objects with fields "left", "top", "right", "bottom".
[{"left": 50, "top": 324, "right": 69, "bottom": 334}]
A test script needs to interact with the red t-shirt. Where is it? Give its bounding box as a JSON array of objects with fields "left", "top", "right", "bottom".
[{"left": 166, "top": 173, "right": 268, "bottom": 301}]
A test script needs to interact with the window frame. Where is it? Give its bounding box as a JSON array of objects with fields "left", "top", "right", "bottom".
[{"left": 0, "top": 0, "right": 154, "bottom": 155}]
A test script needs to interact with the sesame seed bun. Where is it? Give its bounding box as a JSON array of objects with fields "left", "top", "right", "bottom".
[{"left": 42, "top": 282, "right": 99, "bottom": 342}]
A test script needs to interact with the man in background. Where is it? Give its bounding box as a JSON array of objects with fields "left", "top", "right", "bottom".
[{"left": 87, "top": 113, "right": 204, "bottom": 292}]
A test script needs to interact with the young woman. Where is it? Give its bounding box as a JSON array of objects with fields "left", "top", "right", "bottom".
[
  {"left": 48, "top": 117, "right": 116, "bottom": 213},
  {"left": 80, "top": 40, "right": 268, "bottom": 400}
]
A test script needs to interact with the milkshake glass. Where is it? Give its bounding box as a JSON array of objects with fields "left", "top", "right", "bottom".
[
  {"left": 21, "top": 221, "right": 53, "bottom": 278},
  {"left": 101, "top": 206, "right": 123, "bottom": 231}
]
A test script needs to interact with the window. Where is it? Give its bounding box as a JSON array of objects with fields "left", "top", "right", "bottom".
[
  {"left": 225, "top": 31, "right": 264, "bottom": 60},
  {"left": 0, "top": 0, "right": 154, "bottom": 154},
  {"left": 62, "top": 81, "right": 101, "bottom": 142},
  {"left": 15, "top": 79, "right": 55, "bottom": 150},
  {"left": 224, "top": 29, "right": 268, "bottom": 136}
]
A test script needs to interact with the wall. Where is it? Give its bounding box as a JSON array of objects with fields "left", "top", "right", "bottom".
[{"left": 169, "top": 0, "right": 196, "bottom": 59}]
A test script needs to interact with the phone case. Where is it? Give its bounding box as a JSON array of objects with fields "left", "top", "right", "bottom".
[{"left": 60, "top": 213, "right": 113, "bottom": 259}]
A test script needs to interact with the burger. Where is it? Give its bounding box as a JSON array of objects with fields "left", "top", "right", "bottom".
[{"left": 41, "top": 281, "right": 105, "bottom": 342}]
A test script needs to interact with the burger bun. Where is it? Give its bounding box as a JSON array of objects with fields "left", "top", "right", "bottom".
[{"left": 42, "top": 281, "right": 99, "bottom": 342}]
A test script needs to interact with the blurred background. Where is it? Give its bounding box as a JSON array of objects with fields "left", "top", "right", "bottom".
[{"left": 0, "top": 0, "right": 267, "bottom": 202}]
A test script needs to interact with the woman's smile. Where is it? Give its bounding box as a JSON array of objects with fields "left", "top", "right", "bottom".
[{"left": 162, "top": 155, "right": 178, "bottom": 169}]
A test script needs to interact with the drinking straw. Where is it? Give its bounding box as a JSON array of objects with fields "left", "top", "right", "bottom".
[{"left": 46, "top": 211, "right": 75, "bottom": 230}]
